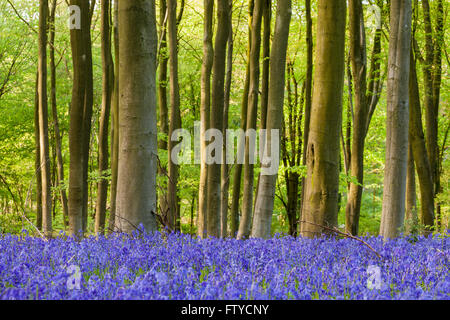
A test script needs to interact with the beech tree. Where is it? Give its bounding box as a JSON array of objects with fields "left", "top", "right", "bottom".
[
  {"left": 380, "top": 0, "right": 412, "bottom": 239},
  {"left": 114, "top": 0, "right": 158, "bottom": 234},
  {"left": 38, "top": 0, "right": 52, "bottom": 237},
  {"left": 251, "top": 0, "right": 292, "bottom": 239},
  {"left": 300, "top": 0, "right": 347, "bottom": 238}
]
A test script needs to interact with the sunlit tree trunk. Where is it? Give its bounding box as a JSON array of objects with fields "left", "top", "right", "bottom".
[
  {"left": 38, "top": 0, "right": 52, "bottom": 238},
  {"left": 300, "top": 0, "right": 347, "bottom": 238},
  {"left": 251, "top": 0, "right": 291, "bottom": 239},
  {"left": 95, "top": 0, "right": 114, "bottom": 235},
  {"left": 380, "top": 0, "right": 412, "bottom": 239}
]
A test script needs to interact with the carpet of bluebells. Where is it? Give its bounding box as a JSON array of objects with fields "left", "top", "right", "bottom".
[{"left": 0, "top": 231, "right": 449, "bottom": 300}]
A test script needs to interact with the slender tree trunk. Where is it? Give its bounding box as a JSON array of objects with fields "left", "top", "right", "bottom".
[
  {"left": 380, "top": 0, "right": 412, "bottom": 239},
  {"left": 108, "top": 0, "right": 119, "bottom": 234},
  {"left": 409, "top": 50, "right": 434, "bottom": 232},
  {"left": 49, "top": 0, "right": 68, "bottom": 228},
  {"left": 167, "top": 0, "right": 182, "bottom": 231},
  {"left": 420, "top": 0, "right": 437, "bottom": 199},
  {"left": 230, "top": 0, "right": 253, "bottom": 238},
  {"left": 300, "top": 0, "right": 347, "bottom": 238},
  {"left": 95, "top": 0, "right": 114, "bottom": 235},
  {"left": 34, "top": 71, "right": 42, "bottom": 230},
  {"left": 158, "top": 0, "right": 169, "bottom": 150},
  {"left": 206, "top": 0, "right": 230, "bottom": 238},
  {"left": 81, "top": 2, "right": 95, "bottom": 233},
  {"left": 299, "top": 0, "right": 313, "bottom": 231},
  {"left": 220, "top": 0, "right": 233, "bottom": 238},
  {"left": 115, "top": 0, "right": 158, "bottom": 234},
  {"left": 251, "top": 0, "right": 291, "bottom": 239},
  {"left": 237, "top": 0, "right": 263, "bottom": 240},
  {"left": 197, "top": 0, "right": 214, "bottom": 238},
  {"left": 345, "top": 0, "right": 368, "bottom": 236},
  {"left": 38, "top": 0, "right": 52, "bottom": 238},
  {"left": 405, "top": 143, "right": 417, "bottom": 234}
]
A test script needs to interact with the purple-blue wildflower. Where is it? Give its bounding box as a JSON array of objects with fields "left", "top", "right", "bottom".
[{"left": 0, "top": 231, "right": 448, "bottom": 300}]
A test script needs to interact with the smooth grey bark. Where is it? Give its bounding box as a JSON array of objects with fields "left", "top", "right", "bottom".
[
  {"left": 380, "top": 0, "right": 412, "bottom": 239},
  {"left": 251, "top": 0, "right": 292, "bottom": 239},
  {"left": 115, "top": 0, "right": 158, "bottom": 234}
]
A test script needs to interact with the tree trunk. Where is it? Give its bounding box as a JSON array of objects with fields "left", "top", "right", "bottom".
[
  {"left": 115, "top": 0, "right": 158, "bottom": 234},
  {"left": 167, "top": 0, "right": 182, "bottom": 231},
  {"left": 34, "top": 71, "right": 42, "bottom": 230},
  {"left": 197, "top": 0, "right": 214, "bottom": 238},
  {"left": 299, "top": 0, "right": 313, "bottom": 232},
  {"left": 230, "top": 0, "right": 253, "bottom": 238},
  {"left": 251, "top": 0, "right": 291, "bottom": 239},
  {"left": 405, "top": 142, "right": 417, "bottom": 234},
  {"left": 108, "top": 0, "right": 119, "bottom": 234},
  {"left": 237, "top": 0, "right": 263, "bottom": 240},
  {"left": 380, "top": 0, "right": 412, "bottom": 239},
  {"left": 300, "top": 0, "right": 347, "bottom": 238},
  {"left": 345, "top": 0, "right": 368, "bottom": 236},
  {"left": 409, "top": 50, "right": 435, "bottom": 232},
  {"left": 49, "top": 0, "right": 68, "bottom": 229},
  {"left": 68, "top": 0, "right": 91, "bottom": 237},
  {"left": 38, "top": 0, "right": 52, "bottom": 238},
  {"left": 206, "top": 0, "right": 230, "bottom": 238},
  {"left": 95, "top": 0, "right": 114, "bottom": 235},
  {"left": 220, "top": 0, "right": 233, "bottom": 238}
]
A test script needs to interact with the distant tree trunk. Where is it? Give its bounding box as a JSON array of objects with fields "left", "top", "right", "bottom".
[
  {"left": 405, "top": 142, "right": 417, "bottom": 234},
  {"left": 300, "top": 0, "right": 347, "bottom": 238},
  {"left": 197, "top": 0, "right": 214, "bottom": 238},
  {"left": 380, "top": 0, "right": 412, "bottom": 239},
  {"left": 167, "top": 0, "right": 182, "bottom": 231},
  {"left": 38, "top": 0, "right": 52, "bottom": 238},
  {"left": 95, "top": 0, "right": 114, "bottom": 235},
  {"left": 251, "top": 0, "right": 291, "bottom": 239},
  {"left": 230, "top": 0, "right": 253, "bottom": 238},
  {"left": 220, "top": 0, "right": 233, "bottom": 238},
  {"left": 409, "top": 50, "right": 434, "bottom": 232},
  {"left": 49, "top": 0, "right": 68, "bottom": 228},
  {"left": 206, "top": 0, "right": 230, "bottom": 238},
  {"left": 237, "top": 0, "right": 263, "bottom": 240},
  {"left": 115, "top": 0, "right": 158, "bottom": 234},
  {"left": 108, "top": 0, "right": 119, "bottom": 234},
  {"left": 34, "top": 71, "right": 42, "bottom": 230}
]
